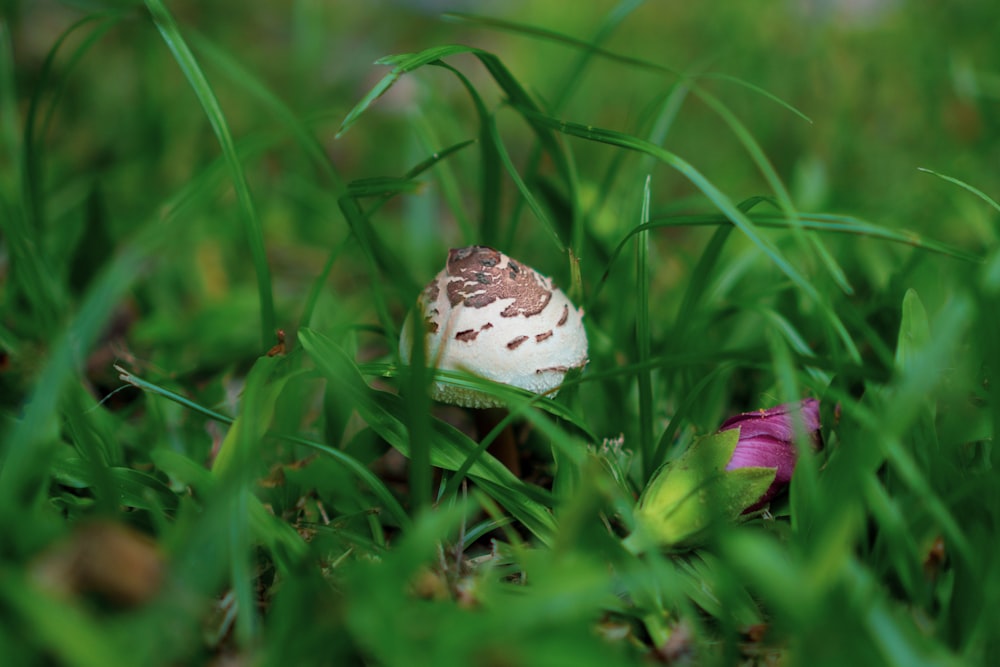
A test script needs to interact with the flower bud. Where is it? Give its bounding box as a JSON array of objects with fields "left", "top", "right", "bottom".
[
  {"left": 720, "top": 397, "right": 822, "bottom": 512},
  {"left": 627, "top": 399, "right": 822, "bottom": 550}
]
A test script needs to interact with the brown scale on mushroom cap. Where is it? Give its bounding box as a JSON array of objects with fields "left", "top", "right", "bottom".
[{"left": 445, "top": 246, "right": 552, "bottom": 317}]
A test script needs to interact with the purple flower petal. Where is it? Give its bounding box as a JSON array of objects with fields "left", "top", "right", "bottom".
[
  {"left": 719, "top": 398, "right": 822, "bottom": 511},
  {"left": 725, "top": 435, "right": 798, "bottom": 482},
  {"left": 719, "top": 398, "right": 821, "bottom": 445}
]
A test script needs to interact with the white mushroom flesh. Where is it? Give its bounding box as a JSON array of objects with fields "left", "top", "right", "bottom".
[{"left": 399, "top": 246, "right": 589, "bottom": 408}]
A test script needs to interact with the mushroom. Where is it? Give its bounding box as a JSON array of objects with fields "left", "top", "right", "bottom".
[
  {"left": 400, "top": 246, "right": 589, "bottom": 407},
  {"left": 399, "top": 246, "right": 589, "bottom": 474}
]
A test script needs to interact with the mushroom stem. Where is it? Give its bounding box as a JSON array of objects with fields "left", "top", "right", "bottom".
[{"left": 475, "top": 407, "right": 521, "bottom": 478}]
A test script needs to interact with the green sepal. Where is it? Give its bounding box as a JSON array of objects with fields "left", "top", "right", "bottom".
[{"left": 630, "top": 429, "right": 776, "bottom": 550}]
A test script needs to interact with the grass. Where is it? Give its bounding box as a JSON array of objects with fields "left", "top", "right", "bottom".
[{"left": 2, "top": 1, "right": 999, "bottom": 665}]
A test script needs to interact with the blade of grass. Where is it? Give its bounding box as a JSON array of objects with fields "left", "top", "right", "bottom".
[
  {"left": 399, "top": 138, "right": 476, "bottom": 182},
  {"left": 649, "top": 212, "right": 979, "bottom": 261},
  {"left": 657, "top": 199, "right": 770, "bottom": 426},
  {"left": 696, "top": 72, "right": 813, "bottom": 124},
  {"left": 1, "top": 21, "right": 71, "bottom": 328},
  {"left": 0, "top": 124, "right": 305, "bottom": 516},
  {"left": 636, "top": 176, "right": 654, "bottom": 481},
  {"left": 667, "top": 225, "right": 732, "bottom": 335},
  {"left": 487, "top": 106, "right": 565, "bottom": 250},
  {"left": 0, "top": 22, "right": 17, "bottom": 170},
  {"left": 636, "top": 79, "right": 692, "bottom": 171},
  {"left": 145, "top": 0, "right": 275, "bottom": 347},
  {"left": 757, "top": 307, "right": 831, "bottom": 385},
  {"left": 438, "top": 408, "right": 518, "bottom": 502},
  {"left": 428, "top": 62, "right": 502, "bottom": 246},
  {"left": 302, "top": 332, "right": 567, "bottom": 500},
  {"left": 767, "top": 325, "right": 821, "bottom": 531},
  {"left": 443, "top": 12, "right": 682, "bottom": 79},
  {"left": 35, "top": 15, "right": 121, "bottom": 162},
  {"left": 918, "top": 167, "right": 1000, "bottom": 214},
  {"left": 337, "top": 44, "right": 473, "bottom": 137},
  {"left": 22, "top": 12, "right": 119, "bottom": 241},
  {"left": 880, "top": 295, "right": 977, "bottom": 572},
  {"left": 346, "top": 176, "right": 423, "bottom": 198},
  {"left": 62, "top": 385, "right": 122, "bottom": 515},
  {"left": 400, "top": 307, "right": 433, "bottom": 511}
]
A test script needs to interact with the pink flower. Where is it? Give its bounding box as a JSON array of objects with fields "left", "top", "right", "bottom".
[{"left": 719, "top": 398, "right": 822, "bottom": 511}]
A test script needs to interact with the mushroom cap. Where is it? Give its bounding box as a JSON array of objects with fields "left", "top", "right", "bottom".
[{"left": 399, "top": 246, "right": 589, "bottom": 408}]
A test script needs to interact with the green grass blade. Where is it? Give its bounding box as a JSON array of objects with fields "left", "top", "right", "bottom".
[
  {"left": 429, "top": 62, "right": 503, "bottom": 245},
  {"left": 1, "top": 18, "right": 83, "bottom": 328},
  {"left": 299, "top": 233, "right": 350, "bottom": 329},
  {"left": 400, "top": 138, "right": 476, "bottom": 180},
  {"left": 442, "top": 12, "right": 681, "bottom": 79},
  {"left": 670, "top": 224, "right": 733, "bottom": 334},
  {"left": 0, "top": 21, "right": 17, "bottom": 170},
  {"left": 346, "top": 176, "right": 422, "bottom": 199},
  {"left": 338, "top": 45, "right": 481, "bottom": 137},
  {"left": 399, "top": 307, "right": 433, "bottom": 511},
  {"left": 488, "top": 107, "right": 565, "bottom": 250},
  {"left": 34, "top": 15, "right": 120, "bottom": 172},
  {"left": 545, "top": 0, "right": 647, "bottom": 111},
  {"left": 636, "top": 176, "right": 654, "bottom": 481},
  {"left": 0, "top": 132, "right": 287, "bottom": 512},
  {"left": 21, "top": 12, "right": 118, "bottom": 242},
  {"left": 697, "top": 72, "right": 813, "bottom": 124},
  {"left": 652, "top": 211, "right": 980, "bottom": 261},
  {"left": 144, "top": 0, "right": 274, "bottom": 347},
  {"left": 651, "top": 362, "right": 737, "bottom": 467},
  {"left": 918, "top": 167, "right": 1000, "bottom": 214}
]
